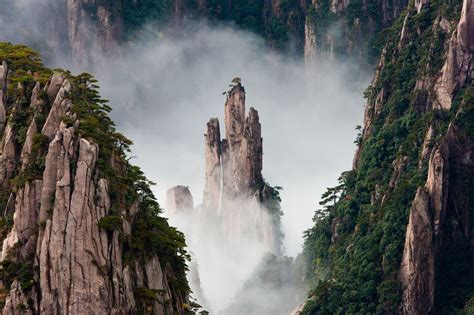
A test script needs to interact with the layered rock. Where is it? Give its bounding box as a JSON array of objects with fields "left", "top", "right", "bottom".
[
  {"left": 165, "top": 80, "right": 284, "bottom": 312},
  {"left": 365, "top": 1, "right": 474, "bottom": 312},
  {"left": 400, "top": 118, "right": 474, "bottom": 313},
  {"left": 376, "top": 1, "right": 474, "bottom": 312}
]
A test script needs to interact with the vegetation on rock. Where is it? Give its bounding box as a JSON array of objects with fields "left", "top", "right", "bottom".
[
  {"left": 302, "top": 1, "right": 473, "bottom": 313},
  {"left": 0, "top": 42, "right": 191, "bottom": 313}
]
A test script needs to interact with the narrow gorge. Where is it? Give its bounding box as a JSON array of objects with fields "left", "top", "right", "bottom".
[{"left": 0, "top": 0, "right": 473, "bottom": 314}]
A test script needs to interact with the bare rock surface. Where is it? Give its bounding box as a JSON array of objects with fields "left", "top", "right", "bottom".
[
  {"left": 435, "top": 0, "right": 474, "bottom": 109},
  {"left": 166, "top": 185, "right": 194, "bottom": 214},
  {"left": 0, "top": 66, "right": 189, "bottom": 314}
]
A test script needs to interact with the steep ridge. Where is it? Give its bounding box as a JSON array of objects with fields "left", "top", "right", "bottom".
[
  {"left": 165, "top": 80, "right": 292, "bottom": 313},
  {"left": 0, "top": 43, "right": 190, "bottom": 314},
  {"left": 1, "top": 0, "right": 409, "bottom": 66},
  {"left": 302, "top": 0, "right": 474, "bottom": 313},
  {"left": 202, "top": 80, "right": 282, "bottom": 255}
]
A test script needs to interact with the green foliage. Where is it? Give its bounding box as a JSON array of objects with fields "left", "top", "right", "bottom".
[
  {"left": 0, "top": 259, "right": 35, "bottom": 292},
  {"left": 261, "top": 183, "right": 285, "bottom": 248},
  {"left": 64, "top": 69, "right": 191, "bottom": 300},
  {"left": 98, "top": 215, "right": 123, "bottom": 232},
  {"left": 0, "top": 43, "right": 50, "bottom": 78},
  {"left": 301, "top": 2, "right": 468, "bottom": 313},
  {"left": 457, "top": 86, "right": 474, "bottom": 138},
  {"left": 0, "top": 43, "right": 51, "bottom": 104},
  {"left": 121, "top": 0, "right": 304, "bottom": 51},
  {"left": 462, "top": 295, "right": 474, "bottom": 315},
  {"left": 0, "top": 42, "right": 191, "bottom": 308},
  {"left": 122, "top": 0, "right": 174, "bottom": 39},
  {"left": 0, "top": 213, "right": 13, "bottom": 244},
  {"left": 265, "top": 17, "right": 289, "bottom": 51},
  {"left": 136, "top": 286, "right": 161, "bottom": 300}
]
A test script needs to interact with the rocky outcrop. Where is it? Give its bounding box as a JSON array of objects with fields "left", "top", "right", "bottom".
[
  {"left": 66, "top": 0, "right": 123, "bottom": 67},
  {"left": 0, "top": 54, "right": 189, "bottom": 314},
  {"left": 415, "top": 0, "right": 429, "bottom": 13},
  {"left": 202, "top": 118, "right": 222, "bottom": 211},
  {"left": 435, "top": 0, "right": 474, "bottom": 110},
  {"left": 199, "top": 81, "right": 281, "bottom": 254},
  {"left": 0, "top": 122, "right": 17, "bottom": 189},
  {"left": 202, "top": 82, "right": 269, "bottom": 212},
  {"left": 42, "top": 78, "right": 72, "bottom": 140},
  {"left": 221, "top": 84, "right": 263, "bottom": 198},
  {"left": 46, "top": 73, "right": 65, "bottom": 103},
  {"left": 304, "top": 13, "right": 317, "bottom": 65},
  {"left": 331, "top": 0, "right": 349, "bottom": 13},
  {"left": 0, "top": 61, "right": 7, "bottom": 92},
  {"left": 166, "top": 185, "right": 194, "bottom": 214},
  {"left": 302, "top": 0, "right": 474, "bottom": 312},
  {"left": 399, "top": 141, "right": 450, "bottom": 314},
  {"left": 399, "top": 187, "right": 434, "bottom": 314},
  {"left": 397, "top": 3, "right": 474, "bottom": 310},
  {"left": 399, "top": 116, "right": 474, "bottom": 313}
]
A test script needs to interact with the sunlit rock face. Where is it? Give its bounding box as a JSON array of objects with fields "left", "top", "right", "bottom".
[{"left": 203, "top": 84, "right": 263, "bottom": 209}]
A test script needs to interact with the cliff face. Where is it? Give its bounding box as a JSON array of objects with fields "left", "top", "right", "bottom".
[
  {"left": 172, "top": 0, "right": 306, "bottom": 51},
  {"left": 303, "top": 0, "right": 474, "bottom": 313},
  {"left": 0, "top": 43, "right": 189, "bottom": 314},
  {"left": 166, "top": 185, "right": 194, "bottom": 214},
  {"left": 201, "top": 82, "right": 281, "bottom": 254},
  {"left": 66, "top": 0, "right": 123, "bottom": 67},
  {"left": 1, "top": 0, "right": 122, "bottom": 68},
  {"left": 172, "top": 0, "right": 408, "bottom": 60},
  {"left": 304, "top": 0, "right": 409, "bottom": 64},
  {"left": 400, "top": 120, "right": 474, "bottom": 314},
  {"left": 165, "top": 80, "right": 285, "bottom": 312},
  {"left": 203, "top": 83, "right": 263, "bottom": 208},
  {"left": 2, "top": 0, "right": 409, "bottom": 67}
]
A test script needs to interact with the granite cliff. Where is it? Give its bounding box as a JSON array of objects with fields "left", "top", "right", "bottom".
[
  {"left": 1, "top": 0, "right": 411, "bottom": 66},
  {"left": 0, "top": 43, "right": 190, "bottom": 314},
  {"left": 302, "top": 0, "right": 474, "bottom": 313}
]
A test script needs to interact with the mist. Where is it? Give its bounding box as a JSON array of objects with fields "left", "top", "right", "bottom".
[
  {"left": 1, "top": 3, "right": 370, "bottom": 312},
  {"left": 93, "top": 26, "right": 369, "bottom": 257},
  {"left": 91, "top": 27, "right": 369, "bottom": 312}
]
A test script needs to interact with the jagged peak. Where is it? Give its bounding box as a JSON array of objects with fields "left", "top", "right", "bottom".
[{"left": 0, "top": 43, "right": 191, "bottom": 314}]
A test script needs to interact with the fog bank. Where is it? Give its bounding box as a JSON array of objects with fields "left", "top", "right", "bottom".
[{"left": 93, "top": 25, "right": 369, "bottom": 257}]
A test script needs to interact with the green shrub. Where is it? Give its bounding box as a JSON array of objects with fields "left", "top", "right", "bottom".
[{"left": 98, "top": 215, "right": 123, "bottom": 232}]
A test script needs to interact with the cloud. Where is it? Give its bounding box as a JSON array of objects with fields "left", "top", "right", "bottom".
[
  {"left": 89, "top": 24, "right": 369, "bottom": 312},
  {"left": 90, "top": 24, "right": 369, "bottom": 257},
  {"left": 0, "top": 7, "right": 371, "bottom": 312}
]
